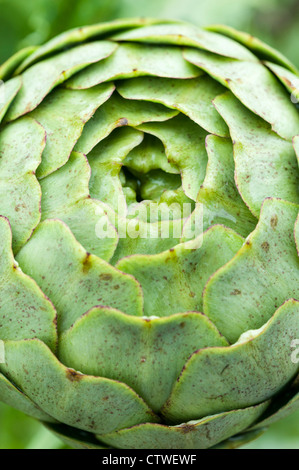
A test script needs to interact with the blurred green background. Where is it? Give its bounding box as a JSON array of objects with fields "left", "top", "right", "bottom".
[
  {"left": 0, "top": 0, "right": 298, "bottom": 450},
  {"left": 0, "top": 0, "right": 299, "bottom": 68}
]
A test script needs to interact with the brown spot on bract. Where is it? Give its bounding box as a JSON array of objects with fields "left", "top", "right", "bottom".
[
  {"left": 82, "top": 252, "right": 92, "bottom": 273},
  {"left": 231, "top": 289, "right": 241, "bottom": 295},
  {"left": 66, "top": 368, "right": 83, "bottom": 382},
  {"left": 178, "top": 424, "right": 195, "bottom": 434},
  {"left": 271, "top": 215, "right": 278, "bottom": 229},
  {"left": 116, "top": 117, "right": 128, "bottom": 127},
  {"left": 100, "top": 273, "right": 113, "bottom": 281},
  {"left": 261, "top": 241, "right": 270, "bottom": 252}
]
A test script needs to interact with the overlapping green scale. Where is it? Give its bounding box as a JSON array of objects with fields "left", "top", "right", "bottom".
[
  {"left": 5, "top": 41, "right": 117, "bottom": 121},
  {"left": 203, "top": 199, "right": 299, "bottom": 342},
  {"left": 213, "top": 93, "right": 299, "bottom": 216},
  {"left": 184, "top": 47, "right": 299, "bottom": 140},
  {"left": 111, "top": 23, "right": 258, "bottom": 61},
  {"left": 117, "top": 76, "right": 229, "bottom": 137},
  {"left": 0, "top": 77, "right": 21, "bottom": 122},
  {"left": 65, "top": 43, "right": 201, "bottom": 89},
  {"left": 162, "top": 300, "right": 299, "bottom": 421},
  {"left": 0, "top": 46, "right": 37, "bottom": 81},
  {"left": 16, "top": 219, "right": 144, "bottom": 333},
  {"left": 0, "top": 340, "right": 158, "bottom": 434},
  {"left": 197, "top": 135, "right": 257, "bottom": 237},
  {"left": 0, "top": 217, "right": 56, "bottom": 348},
  {"left": 0, "top": 18, "right": 298, "bottom": 449},
  {"left": 116, "top": 225, "right": 244, "bottom": 317},
  {"left": 98, "top": 402, "right": 270, "bottom": 449},
  {"left": 74, "top": 92, "right": 179, "bottom": 155},
  {"left": 58, "top": 307, "right": 228, "bottom": 413},
  {"left": 266, "top": 62, "right": 299, "bottom": 101},
  {"left": 0, "top": 117, "right": 46, "bottom": 251},
  {"left": 205, "top": 24, "right": 299, "bottom": 73},
  {"left": 0, "top": 371, "right": 56, "bottom": 422},
  {"left": 30, "top": 83, "right": 115, "bottom": 178}
]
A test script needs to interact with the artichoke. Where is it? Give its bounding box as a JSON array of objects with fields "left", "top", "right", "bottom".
[{"left": 0, "top": 18, "right": 298, "bottom": 450}]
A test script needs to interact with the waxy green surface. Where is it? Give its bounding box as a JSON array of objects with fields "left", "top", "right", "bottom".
[{"left": 0, "top": 18, "right": 298, "bottom": 449}]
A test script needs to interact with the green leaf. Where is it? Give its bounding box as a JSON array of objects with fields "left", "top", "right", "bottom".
[
  {"left": 0, "top": 373, "right": 55, "bottom": 422},
  {"left": 112, "top": 23, "right": 258, "bottom": 61},
  {"left": 184, "top": 47, "right": 299, "bottom": 140},
  {"left": 0, "top": 340, "right": 158, "bottom": 434},
  {"left": 0, "top": 77, "right": 21, "bottom": 123},
  {"left": 214, "top": 92, "right": 299, "bottom": 217},
  {"left": 88, "top": 127, "right": 144, "bottom": 212},
  {"left": 58, "top": 307, "right": 228, "bottom": 412},
  {"left": 16, "top": 18, "right": 168, "bottom": 74},
  {"left": 0, "top": 217, "right": 57, "bottom": 349},
  {"left": 118, "top": 76, "right": 229, "bottom": 137},
  {"left": 31, "top": 83, "right": 115, "bottom": 178},
  {"left": 251, "top": 379, "right": 299, "bottom": 431},
  {"left": 203, "top": 198, "right": 299, "bottom": 342},
  {"left": 6, "top": 41, "right": 117, "bottom": 120},
  {"left": 251, "top": 396, "right": 299, "bottom": 432},
  {"left": 197, "top": 135, "right": 257, "bottom": 237},
  {"left": 136, "top": 114, "right": 208, "bottom": 200},
  {"left": 0, "top": 117, "right": 46, "bottom": 251},
  {"left": 206, "top": 24, "right": 298, "bottom": 74},
  {"left": 123, "top": 134, "right": 179, "bottom": 176},
  {"left": 266, "top": 62, "right": 299, "bottom": 101},
  {"left": 162, "top": 299, "right": 299, "bottom": 422},
  {"left": 66, "top": 43, "right": 200, "bottom": 89},
  {"left": 110, "top": 215, "right": 190, "bottom": 264},
  {"left": 116, "top": 225, "right": 243, "bottom": 317},
  {"left": 16, "top": 219, "right": 144, "bottom": 333},
  {"left": 0, "top": 46, "right": 37, "bottom": 80},
  {"left": 40, "top": 152, "right": 118, "bottom": 261},
  {"left": 98, "top": 402, "right": 269, "bottom": 449},
  {"left": 74, "top": 92, "right": 178, "bottom": 155}
]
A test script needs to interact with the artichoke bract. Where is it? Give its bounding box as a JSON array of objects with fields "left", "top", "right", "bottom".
[{"left": 0, "top": 18, "right": 298, "bottom": 450}]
